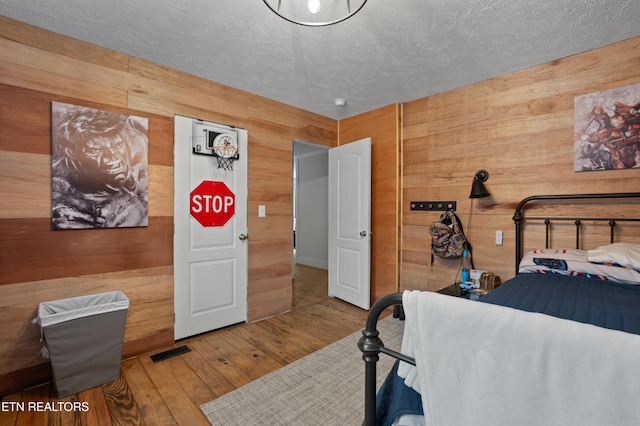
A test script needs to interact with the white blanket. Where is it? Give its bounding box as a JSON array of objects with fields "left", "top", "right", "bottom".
[{"left": 398, "top": 289, "right": 640, "bottom": 426}]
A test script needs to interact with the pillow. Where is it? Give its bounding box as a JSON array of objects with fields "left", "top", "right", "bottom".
[
  {"left": 519, "top": 248, "right": 640, "bottom": 285},
  {"left": 587, "top": 243, "right": 640, "bottom": 273}
]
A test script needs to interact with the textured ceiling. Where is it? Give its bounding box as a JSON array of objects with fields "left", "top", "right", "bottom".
[{"left": 1, "top": 0, "right": 639, "bottom": 119}]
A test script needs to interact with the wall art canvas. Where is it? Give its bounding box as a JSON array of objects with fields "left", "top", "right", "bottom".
[
  {"left": 51, "top": 102, "right": 149, "bottom": 229},
  {"left": 574, "top": 83, "right": 640, "bottom": 171}
]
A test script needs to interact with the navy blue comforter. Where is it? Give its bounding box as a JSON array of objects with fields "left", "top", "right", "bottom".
[{"left": 481, "top": 273, "right": 640, "bottom": 335}]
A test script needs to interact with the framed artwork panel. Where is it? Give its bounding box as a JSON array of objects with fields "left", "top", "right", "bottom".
[
  {"left": 51, "top": 102, "right": 149, "bottom": 229},
  {"left": 574, "top": 83, "right": 640, "bottom": 172}
]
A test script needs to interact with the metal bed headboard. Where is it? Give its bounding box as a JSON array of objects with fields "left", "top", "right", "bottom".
[
  {"left": 361, "top": 192, "right": 640, "bottom": 425},
  {"left": 512, "top": 192, "right": 640, "bottom": 275}
]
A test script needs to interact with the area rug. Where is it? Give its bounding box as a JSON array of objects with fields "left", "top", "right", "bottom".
[{"left": 200, "top": 315, "right": 404, "bottom": 425}]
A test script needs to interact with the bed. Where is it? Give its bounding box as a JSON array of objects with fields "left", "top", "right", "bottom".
[{"left": 359, "top": 192, "right": 640, "bottom": 426}]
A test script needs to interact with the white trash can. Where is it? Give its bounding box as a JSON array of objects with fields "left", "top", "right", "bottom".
[{"left": 35, "top": 291, "right": 129, "bottom": 398}]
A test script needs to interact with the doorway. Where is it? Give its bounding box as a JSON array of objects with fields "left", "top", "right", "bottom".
[
  {"left": 291, "top": 138, "right": 372, "bottom": 309},
  {"left": 292, "top": 140, "right": 329, "bottom": 272}
]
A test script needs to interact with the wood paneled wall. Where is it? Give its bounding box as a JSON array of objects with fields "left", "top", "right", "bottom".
[
  {"left": 338, "top": 104, "right": 401, "bottom": 302},
  {"left": 2, "top": 14, "right": 639, "bottom": 395},
  {"left": 401, "top": 36, "right": 640, "bottom": 292},
  {"left": 0, "top": 16, "right": 336, "bottom": 395}
]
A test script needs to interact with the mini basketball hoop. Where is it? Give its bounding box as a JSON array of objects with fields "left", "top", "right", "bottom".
[{"left": 212, "top": 133, "right": 239, "bottom": 171}]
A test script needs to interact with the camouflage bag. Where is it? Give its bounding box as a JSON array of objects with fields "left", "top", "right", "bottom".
[{"left": 429, "top": 210, "right": 467, "bottom": 261}]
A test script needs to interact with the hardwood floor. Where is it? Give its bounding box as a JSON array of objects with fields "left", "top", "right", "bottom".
[{"left": 0, "top": 265, "right": 382, "bottom": 425}]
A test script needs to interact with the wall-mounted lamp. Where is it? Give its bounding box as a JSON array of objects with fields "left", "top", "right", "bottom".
[{"left": 469, "top": 170, "right": 490, "bottom": 198}]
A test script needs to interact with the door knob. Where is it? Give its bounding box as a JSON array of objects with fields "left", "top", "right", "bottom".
[
  {"left": 239, "top": 234, "right": 248, "bottom": 241},
  {"left": 360, "top": 231, "right": 368, "bottom": 237}
]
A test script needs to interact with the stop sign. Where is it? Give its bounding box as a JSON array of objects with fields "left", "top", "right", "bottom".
[{"left": 190, "top": 180, "right": 235, "bottom": 227}]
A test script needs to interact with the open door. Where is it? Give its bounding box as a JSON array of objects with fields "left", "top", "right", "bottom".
[{"left": 328, "top": 137, "right": 371, "bottom": 310}]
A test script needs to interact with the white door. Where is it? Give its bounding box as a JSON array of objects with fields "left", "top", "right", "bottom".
[
  {"left": 174, "top": 115, "right": 248, "bottom": 340},
  {"left": 328, "top": 137, "right": 371, "bottom": 310}
]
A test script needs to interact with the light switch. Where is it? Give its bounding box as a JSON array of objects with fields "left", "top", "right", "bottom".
[
  {"left": 258, "top": 205, "right": 266, "bottom": 217},
  {"left": 496, "top": 230, "right": 503, "bottom": 246}
]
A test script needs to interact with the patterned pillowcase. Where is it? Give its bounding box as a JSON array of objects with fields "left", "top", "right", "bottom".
[
  {"left": 587, "top": 243, "right": 640, "bottom": 273},
  {"left": 519, "top": 248, "right": 640, "bottom": 285}
]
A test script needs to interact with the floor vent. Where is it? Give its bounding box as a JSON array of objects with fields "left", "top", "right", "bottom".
[{"left": 150, "top": 345, "right": 192, "bottom": 363}]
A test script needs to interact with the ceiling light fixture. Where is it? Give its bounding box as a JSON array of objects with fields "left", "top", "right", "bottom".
[{"left": 262, "top": 0, "right": 368, "bottom": 27}]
